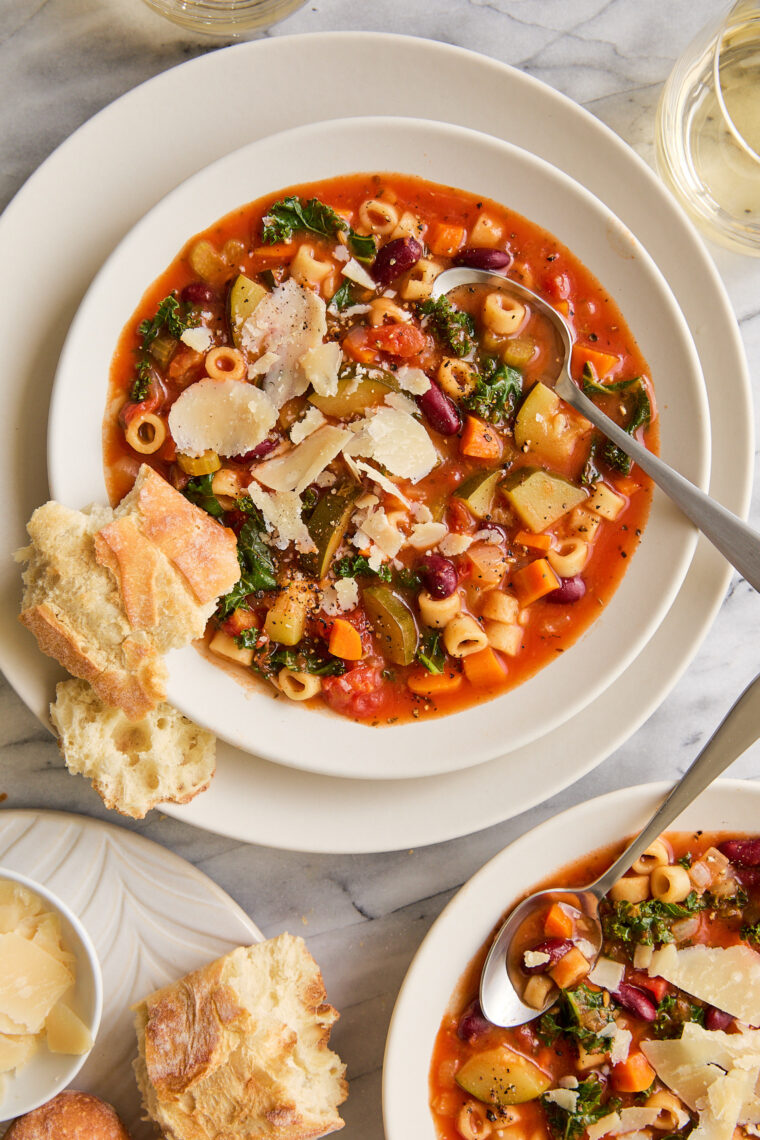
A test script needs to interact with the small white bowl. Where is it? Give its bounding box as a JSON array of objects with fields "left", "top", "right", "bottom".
[{"left": 0, "top": 867, "right": 102, "bottom": 1123}]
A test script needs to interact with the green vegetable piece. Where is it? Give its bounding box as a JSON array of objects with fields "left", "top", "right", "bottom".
[
  {"left": 182, "top": 473, "right": 224, "bottom": 519},
  {"left": 542, "top": 1076, "right": 617, "bottom": 1140},
  {"left": 456, "top": 1046, "right": 551, "bottom": 1107},
  {"left": 260, "top": 195, "right": 375, "bottom": 264},
  {"left": 228, "top": 274, "right": 267, "bottom": 351},
  {"left": 502, "top": 467, "right": 587, "bottom": 533},
  {"left": 308, "top": 368, "right": 399, "bottom": 417},
  {"left": 416, "top": 629, "right": 445, "bottom": 674},
  {"left": 333, "top": 554, "right": 393, "bottom": 582},
  {"left": 362, "top": 586, "right": 419, "bottom": 666},
  {"left": 465, "top": 359, "right": 522, "bottom": 426},
  {"left": 148, "top": 331, "right": 178, "bottom": 369},
  {"left": 302, "top": 483, "right": 361, "bottom": 579},
  {"left": 419, "top": 295, "right": 475, "bottom": 357},
  {"left": 454, "top": 468, "right": 503, "bottom": 520}
]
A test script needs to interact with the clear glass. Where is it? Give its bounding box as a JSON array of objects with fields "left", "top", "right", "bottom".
[
  {"left": 656, "top": 0, "right": 760, "bottom": 255},
  {"left": 140, "top": 0, "right": 306, "bottom": 36}
]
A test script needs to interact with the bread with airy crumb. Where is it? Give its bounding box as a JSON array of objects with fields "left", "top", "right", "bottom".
[
  {"left": 18, "top": 465, "right": 240, "bottom": 719},
  {"left": 133, "top": 933, "right": 347, "bottom": 1140},
  {"left": 50, "top": 678, "right": 215, "bottom": 819},
  {"left": 5, "top": 1089, "right": 131, "bottom": 1139}
]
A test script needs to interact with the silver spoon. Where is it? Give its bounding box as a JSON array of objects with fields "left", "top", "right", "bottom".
[
  {"left": 478, "top": 669, "right": 760, "bottom": 1027},
  {"left": 430, "top": 267, "right": 760, "bottom": 591}
]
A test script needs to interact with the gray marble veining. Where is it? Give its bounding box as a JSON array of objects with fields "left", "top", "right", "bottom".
[{"left": 1, "top": 2, "right": 759, "bottom": 1136}]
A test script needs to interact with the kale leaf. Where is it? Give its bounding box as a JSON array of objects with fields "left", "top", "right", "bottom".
[
  {"left": 581, "top": 364, "right": 652, "bottom": 477},
  {"left": 416, "top": 630, "right": 445, "bottom": 675},
  {"left": 129, "top": 358, "right": 152, "bottom": 403},
  {"left": 601, "top": 891, "right": 704, "bottom": 948},
  {"left": 138, "top": 295, "right": 197, "bottom": 347},
  {"left": 542, "top": 1077, "right": 619, "bottom": 1140},
  {"left": 581, "top": 437, "right": 603, "bottom": 486},
  {"left": 742, "top": 920, "right": 760, "bottom": 944},
  {"left": 182, "top": 474, "right": 224, "bottom": 519},
  {"left": 419, "top": 296, "right": 476, "bottom": 358},
  {"left": 235, "top": 632, "right": 345, "bottom": 679},
  {"left": 217, "top": 506, "right": 277, "bottom": 618},
  {"left": 396, "top": 567, "right": 422, "bottom": 591},
  {"left": 330, "top": 280, "right": 355, "bottom": 312},
  {"left": 653, "top": 993, "right": 705, "bottom": 1039},
  {"left": 261, "top": 196, "right": 376, "bottom": 263},
  {"left": 465, "top": 359, "right": 522, "bottom": 426},
  {"left": 333, "top": 554, "right": 392, "bottom": 582},
  {"left": 537, "top": 985, "right": 616, "bottom": 1054}
]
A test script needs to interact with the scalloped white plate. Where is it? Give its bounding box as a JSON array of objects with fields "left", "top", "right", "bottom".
[
  {"left": 48, "top": 115, "right": 706, "bottom": 782},
  {"left": 383, "top": 778, "right": 760, "bottom": 1140},
  {"left": 0, "top": 811, "right": 262, "bottom": 1138}
]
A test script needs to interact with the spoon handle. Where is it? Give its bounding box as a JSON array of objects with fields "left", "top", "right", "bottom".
[
  {"left": 555, "top": 374, "right": 760, "bottom": 592},
  {"left": 590, "top": 671, "right": 760, "bottom": 899}
]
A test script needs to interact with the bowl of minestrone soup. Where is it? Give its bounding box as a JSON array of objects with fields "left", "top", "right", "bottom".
[
  {"left": 383, "top": 779, "right": 760, "bottom": 1140},
  {"left": 49, "top": 116, "right": 709, "bottom": 779}
]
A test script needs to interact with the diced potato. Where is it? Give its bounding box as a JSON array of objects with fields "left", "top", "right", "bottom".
[
  {"left": 514, "top": 382, "right": 590, "bottom": 466},
  {"left": 523, "top": 974, "right": 557, "bottom": 1010},
  {"left": 209, "top": 628, "right": 253, "bottom": 667},
  {"left": 588, "top": 483, "right": 626, "bottom": 521},
  {"left": 502, "top": 468, "right": 587, "bottom": 533},
  {"left": 456, "top": 1046, "right": 552, "bottom": 1106}
]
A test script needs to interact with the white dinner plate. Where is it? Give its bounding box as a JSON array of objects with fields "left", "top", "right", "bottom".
[
  {"left": 0, "top": 34, "right": 751, "bottom": 847},
  {"left": 49, "top": 115, "right": 706, "bottom": 781},
  {"left": 0, "top": 810, "right": 262, "bottom": 1139},
  {"left": 382, "top": 778, "right": 760, "bottom": 1139}
]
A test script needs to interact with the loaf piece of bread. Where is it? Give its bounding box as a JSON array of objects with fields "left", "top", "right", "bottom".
[
  {"left": 50, "top": 678, "right": 215, "bottom": 819},
  {"left": 18, "top": 465, "right": 240, "bottom": 719},
  {"left": 5, "top": 1089, "right": 131, "bottom": 1139},
  {"left": 133, "top": 934, "right": 347, "bottom": 1140}
]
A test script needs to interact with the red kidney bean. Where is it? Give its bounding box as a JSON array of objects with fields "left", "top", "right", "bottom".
[
  {"left": 705, "top": 1006, "right": 733, "bottom": 1031},
  {"left": 719, "top": 838, "right": 760, "bottom": 866},
  {"left": 418, "top": 554, "right": 458, "bottom": 599},
  {"left": 522, "top": 938, "right": 573, "bottom": 974},
  {"left": 233, "top": 436, "right": 279, "bottom": 463},
  {"left": 736, "top": 866, "right": 760, "bottom": 887},
  {"left": 417, "top": 383, "right": 462, "bottom": 436},
  {"left": 371, "top": 237, "right": 422, "bottom": 289},
  {"left": 454, "top": 247, "right": 512, "bottom": 272},
  {"left": 181, "top": 281, "right": 218, "bottom": 305},
  {"left": 545, "top": 576, "right": 586, "bottom": 604},
  {"left": 457, "top": 999, "right": 492, "bottom": 1042},
  {"left": 615, "top": 983, "right": 657, "bottom": 1021}
]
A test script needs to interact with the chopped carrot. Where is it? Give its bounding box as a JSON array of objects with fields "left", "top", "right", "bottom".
[
  {"left": 250, "top": 242, "right": 296, "bottom": 266},
  {"left": 511, "top": 559, "right": 560, "bottom": 607},
  {"left": 462, "top": 647, "right": 506, "bottom": 688},
  {"left": 611, "top": 1052, "right": 657, "bottom": 1093},
  {"left": 555, "top": 299, "right": 572, "bottom": 318},
  {"left": 572, "top": 343, "right": 620, "bottom": 380},
  {"left": 548, "top": 946, "right": 590, "bottom": 989},
  {"left": 614, "top": 475, "right": 641, "bottom": 496},
  {"left": 544, "top": 903, "right": 573, "bottom": 940},
  {"left": 515, "top": 530, "right": 553, "bottom": 552},
  {"left": 328, "top": 619, "right": 363, "bottom": 661},
  {"left": 627, "top": 971, "right": 668, "bottom": 1002},
  {"left": 427, "top": 222, "right": 466, "bottom": 257},
  {"left": 342, "top": 326, "right": 377, "bottom": 364},
  {"left": 460, "top": 416, "right": 503, "bottom": 461},
  {"left": 406, "top": 667, "right": 463, "bottom": 697}
]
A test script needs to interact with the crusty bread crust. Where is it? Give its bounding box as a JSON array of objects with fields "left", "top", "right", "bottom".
[
  {"left": 5, "top": 1089, "right": 132, "bottom": 1139},
  {"left": 133, "top": 934, "right": 347, "bottom": 1140}
]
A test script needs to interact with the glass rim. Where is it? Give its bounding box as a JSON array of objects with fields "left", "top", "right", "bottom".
[{"left": 713, "top": 0, "right": 760, "bottom": 163}]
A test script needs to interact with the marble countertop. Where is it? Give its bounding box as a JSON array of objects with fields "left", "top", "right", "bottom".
[{"left": 1, "top": 1, "right": 759, "bottom": 1136}]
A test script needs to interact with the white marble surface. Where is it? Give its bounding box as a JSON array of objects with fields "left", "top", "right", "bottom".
[{"left": 1, "top": 2, "right": 759, "bottom": 1136}]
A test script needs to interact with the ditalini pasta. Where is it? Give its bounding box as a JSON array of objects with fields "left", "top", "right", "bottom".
[{"left": 105, "top": 173, "right": 656, "bottom": 724}]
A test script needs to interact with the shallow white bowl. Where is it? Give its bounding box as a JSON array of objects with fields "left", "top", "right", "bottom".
[
  {"left": 0, "top": 866, "right": 102, "bottom": 1122},
  {"left": 382, "top": 778, "right": 759, "bottom": 1139},
  {"left": 48, "top": 116, "right": 708, "bottom": 781}
]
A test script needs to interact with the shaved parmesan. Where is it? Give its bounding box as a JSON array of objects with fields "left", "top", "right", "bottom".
[
  {"left": 410, "top": 502, "right": 433, "bottom": 523},
  {"left": 609, "top": 1025, "right": 632, "bottom": 1065},
  {"left": 301, "top": 340, "right": 342, "bottom": 397},
  {"left": 544, "top": 1089, "right": 578, "bottom": 1112},
  {"left": 408, "top": 522, "right": 448, "bottom": 550},
  {"left": 246, "top": 484, "right": 316, "bottom": 554},
  {"left": 359, "top": 505, "right": 405, "bottom": 559},
  {"left": 439, "top": 532, "right": 474, "bottom": 556},
  {"left": 384, "top": 390, "right": 419, "bottom": 417},
  {"left": 239, "top": 279, "right": 327, "bottom": 408},
  {"left": 341, "top": 257, "right": 377, "bottom": 290},
  {"left": 290, "top": 407, "right": 326, "bottom": 445},
  {"left": 0, "top": 1033, "right": 37, "bottom": 1074},
  {"left": 587, "top": 1115, "right": 620, "bottom": 1140},
  {"left": 524, "top": 950, "right": 551, "bottom": 969},
  {"left": 0, "top": 932, "right": 73, "bottom": 1034},
  {"left": 633, "top": 944, "right": 654, "bottom": 970},
  {"left": 180, "top": 325, "right": 213, "bottom": 353},
  {"left": 168, "top": 378, "right": 277, "bottom": 458},
  {"left": 354, "top": 460, "right": 410, "bottom": 506},
  {"left": 345, "top": 406, "right": 437, "bottom": 483},
  {"left": 322, "top": 577, "right": 359, "bottom": 616},
  {"left": 254, "top": 425, "right": 351, "bottom": 495},
  {"left": 333, "top": 243, "right": 349, "bottom": 263},
  {"left": 396, "top": 365, "right": 431, "bottom": 395},
  {"left": 648, "top": 943, "right": 760, "bottom": 1023},
  {"left": 588, "top": 957, "right": 624, "bottom": 992},
  {"left": 248, "top": 350, "right": 279, "bottom": 378}
]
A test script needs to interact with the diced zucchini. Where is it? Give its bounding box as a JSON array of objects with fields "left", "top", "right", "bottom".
[
  {"left": 362, "top": 586, "right": 419, "bottom": 666},
  {"left": 502, "top": 467, "right": 587, "bottom": 533},
  {"left": 456, "top": 1046, "right": 552, "bottom": 1106},
  {"left": 301, "top": 483, "right": 361, "bottom": 579},
  {"left": 264, "top": 580, "right": 312, "bottom": 646},
  {"left": 148, "top": 331, "right": 178, "bottom": 369},
  {"left": 308, "top": 366, "right": 399, "bottom": 417},
  {"left": 228, "top": 274, "right": 267, "bottom": 351},
  {"left": 455, "top": 468, "right": 503, "bottom": 520},
  {"left": 515, "top": 381, "right": 588, "bottom": 466}
]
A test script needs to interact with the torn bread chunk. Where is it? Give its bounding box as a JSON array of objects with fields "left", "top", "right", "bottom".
[
  {"left": 18, "top": 465, "right": 240, "bottom": 719},
  {"left": 133, "top": 933, "right": 347, "bottom": 1140},
  {"left": 50, "top": 678, "right": 215, "bottom": 819}
]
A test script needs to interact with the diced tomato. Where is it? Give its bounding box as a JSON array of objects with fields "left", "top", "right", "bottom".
[
  {"left": 343, "top": 322, "right": 428, "bottom": 363},
  {"left": 222, "top": 608, "right": 259, "bottom": 638},
  {"left": 541, "top": 268, "right": 571, "bottom": 300},
  {"left": 626, "top": 971, "right": 669, "bottom": 1002},
  {"left": 168, "top": 345, "right": 205, "bottom": 384},
  {"left": 321, "top": 663, "right": 386, "bottom": 719},
  {"left": 118, "top": 382, "right": 163, "bottom": 428}
]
